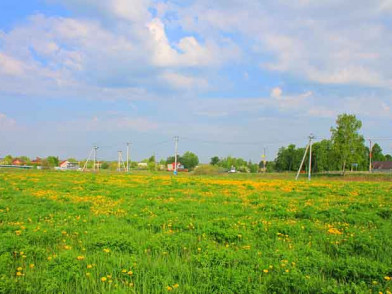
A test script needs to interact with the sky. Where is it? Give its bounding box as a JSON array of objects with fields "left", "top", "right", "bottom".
[{"left": 0, "top": 0, "right": 391, "bottom": 163}]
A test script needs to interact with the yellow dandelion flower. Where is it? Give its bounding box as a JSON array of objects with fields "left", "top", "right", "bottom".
[
  {"left": 22, "top": 255, "right": 27, "bottom": 259},
  {"left": 263, "top": 269, "right": 268, "bottom": 273},
  {"left": 108, "top": 280, "right": 113, "bottom": 284},
  {"left": 128, "top": 271, "right": 133, "bottom": 276},
  {"left": 86, "top": 272, "right": 91, "bottom": 277},
  {"left": 19, "top": 251, "right": 24, "bottom": 255},
  {"left": 173, "top": 284, "right": 179, "bottom": 288},
  {"left": 29, "top": 264, "right": 35, "bottom": 269},
  {"left": 166, "top": 286, "right": 173, "bottom": 291},
  {"left": 107, "top": 275, "right": 112, "bottom": 279},
  {"left": 129, "top": 282, "right": 134, "bottom": 287},
  {"left": 17, "top": 267, "right": 23, "bottom": 271},
  {"left": 122, "top": 269, "right": 127, "bottom": 273},
  {"left": 77, "top": 256, "right": 85, "bottom": 261},
  {"left": 15, "top": 230, "right": 22, "bottom": 236},
  {"left": 47, "top": 256, "right": 52, "bottom": 261},
  {"left": 16, "top": 272, "right": 23, "bottom": 276},
  {"left": 87, "top": 264, "right": 93, "bottom": 269},
  {"left": 385, "top": 276, "right": 391, "bottom": 281},
  {"left": 101, "top": 277, "right": 107, "bottom": 282},
  {"left": 64, "top": 245, "right": 71, "bottom": 250},
  {"left": 103, "top": 248, "right": 110, "bottom": 253}
]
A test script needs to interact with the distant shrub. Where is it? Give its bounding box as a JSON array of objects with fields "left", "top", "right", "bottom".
[{"left": 193, "top": 164, "right": 223, "bottom": 175}]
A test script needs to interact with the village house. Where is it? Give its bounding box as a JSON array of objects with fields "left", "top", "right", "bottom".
[
  {"left": 58, "top": 160, "right": 80, "bottom": 170},
  {"left": 372, "top": 161, "right": 392, "bottom": 172}
]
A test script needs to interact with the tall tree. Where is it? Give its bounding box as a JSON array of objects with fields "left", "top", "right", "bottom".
[
  {"left": 371, "top": 143, "right": 385, "bottom": 161},
  {"left": 330, "top": 114, "right": 365, "bottom": 174},
  {"left": 210, "top": 156, "right": 220, "bottom": 166},
  {"left": 181, "top": 151, "right": 199, "bottom": 170}
]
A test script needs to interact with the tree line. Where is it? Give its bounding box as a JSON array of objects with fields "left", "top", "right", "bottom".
[
  {"left": 2, "top": 114, "right": 390, "bottom": 173},
  {"left": 273, "top": 114, "right": 391, "bottom": 173}
]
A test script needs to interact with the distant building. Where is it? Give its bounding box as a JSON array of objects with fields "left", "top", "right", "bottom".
[
  {"left": 58, "top": 160, "right": 79, "bottom": 170},
  {"left": 167, "top": 162, "right": 185, "bottom": 171},
  {"left": 372, "top": 161, "right": 392, "bottom": 172},
  {"left": 31, "top": 157, "right": 42, "bottom": 166},
  {"left": 137, "top": 162, "right": 148, "bottom": 168},
  {"left": 12, "top": 158, "right": 25, "bottom": 166}
]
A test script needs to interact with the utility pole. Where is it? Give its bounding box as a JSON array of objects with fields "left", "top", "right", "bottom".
[
  {"left": 262, "top": 147, "right": 267, "bottom": 173},
  {"left": 82, "top": 147, "right": 94, "bottom": 171},
  {"left": 369, "top": 139, "right": 372, "bottom": 173},
  {"left": 118, "top": 151, "right": 122, "bottom": 171},
  {"left": 174, "top": 136, "right": 179, "bottom": 175},
  {"left": 308, "top": 134, "right": 315, "bottom": 181},
  {"left": 126, "top": 142, "right": 131, "bottom": 172},
  {"left": 117, "top": 151, "right": 126, "bottom": 172},
  {"left": 93, "top": 146, "right": 99, "bottom": 171},
  {"left": 296, "top": 134, "right": 314, "bottom": 180}
]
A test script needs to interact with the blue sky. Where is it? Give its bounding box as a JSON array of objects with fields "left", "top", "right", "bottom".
[{"left": 0, "top": 0, "right": 391, "bottom": 162}]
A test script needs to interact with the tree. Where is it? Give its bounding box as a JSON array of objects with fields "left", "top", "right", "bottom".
[
  {"left": 181, "top": 151, "right": 199, "bottom": 170},
  {"left": 331, "top": 114, "right": 366, "bottom": 174},
  {"left": 46, "top": 156, "right": 59, "bottom": 168},
  {"left": 371, "top": 143, "right": 385, "bottom": 161},
  {"left": 101, "top": 162, "right": 110, "bottom": 169},
  {"left": 385, "top": 154, "right": 392, "bottom": 161},
  {"left": 3, "top": 155, "right": 13, "bottom": 165},
  {"left": 210, "top": 156, "right": 220, "bottom": 166}
]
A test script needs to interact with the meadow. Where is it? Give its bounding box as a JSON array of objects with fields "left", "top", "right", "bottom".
[{"left": 0, "top": 170, "right": 391, "bottom": 294}]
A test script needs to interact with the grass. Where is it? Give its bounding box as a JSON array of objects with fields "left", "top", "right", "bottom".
[{"left": 0, "top": 170, "right": 391, "bottom": 293}]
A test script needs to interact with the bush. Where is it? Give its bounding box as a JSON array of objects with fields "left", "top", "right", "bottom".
[{"left": 193, "top": 164, "right": 222, "bottom": 175}]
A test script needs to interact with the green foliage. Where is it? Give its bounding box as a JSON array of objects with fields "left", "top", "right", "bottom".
[
  {"left": 193, "top": 164, "right": 222, "bottom": 175},
  {"left": 372, "top": 143, "right": 385, "bottom": 161},
  {"left": 331, "top": 114, "right": 366, "bottom": 173},
  {"left": 100, "top": 162, "right": 110, "bottom": 169},
  {"left": 210, "top": 156, "right": 220, "bottom": 166},
  {"left": 46, "top": 156, "right": 59, "bottom": 168},
  {"left": 3, "top": 155, "right": 13, "bottom": 165},
  {"left": 181, "top": 152, "right": 199, "bottom": 170}
]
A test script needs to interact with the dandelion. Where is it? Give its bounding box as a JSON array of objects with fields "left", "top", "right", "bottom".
[
  {"left": 263, "top": 269, "right": 268, "bottom": 273},
  {"left": 87, "top": 264, "right": 93, "bottom": 269},
  {"left": 127, "top": 271, "right": 133, "bottom": 276},
  {"left": 385, "top": 276, "right": 391, "bottom": 281},
  {"left": 16, "top": 272, "right": 23, "bottom": 276},
  {"left": 29, "top": 264, "right": 35, "bottom": 269},
  {"left": 47, "top": 256, "right": 52, "bottom": 261},
  {"left": 77, "top": 256, "right": 85, "bottom": 261},
  {"left": 107, "top": 275, "right": 112, "bottom": 279},
  {"left": 122, "top": 269, "right": 127, "bottom": 273},
  {"left": 166, "top": 286, "right": 173, "bottom": 291},
  {"left": 17, "top": 267, "right": 23, "bottom": 271},
  {"left": 129, "top": 282, "right": 134, "bottom": 287},
  {"left": 15, "top": 230, "right": 22, "bottom": 236},
  {"left": 86, "top": 272, "right": 91, "bottom": 277},
  {"left": 173, "top": 284, "right": 179, "bottom": 288},
  {"left": 64, "top": 245, "right": 71, "bottom": 250},
  {"left": 103, "top": 248, "right": 110, "bottom": 253},
  {"left": 101, "top": 277, "right": 107, "bottom": 282}
]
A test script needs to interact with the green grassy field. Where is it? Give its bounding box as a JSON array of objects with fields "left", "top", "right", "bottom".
[{"left": 0, "top": 170, "right": 391, "bottom": 293}]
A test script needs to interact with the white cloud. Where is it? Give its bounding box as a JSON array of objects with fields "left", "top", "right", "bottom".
[
  {"left": 0, "top": 53, "right": 25, "bottom": 76},
  {"left": 160, "top": 72, "right": 208, "bottom": 90}
]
